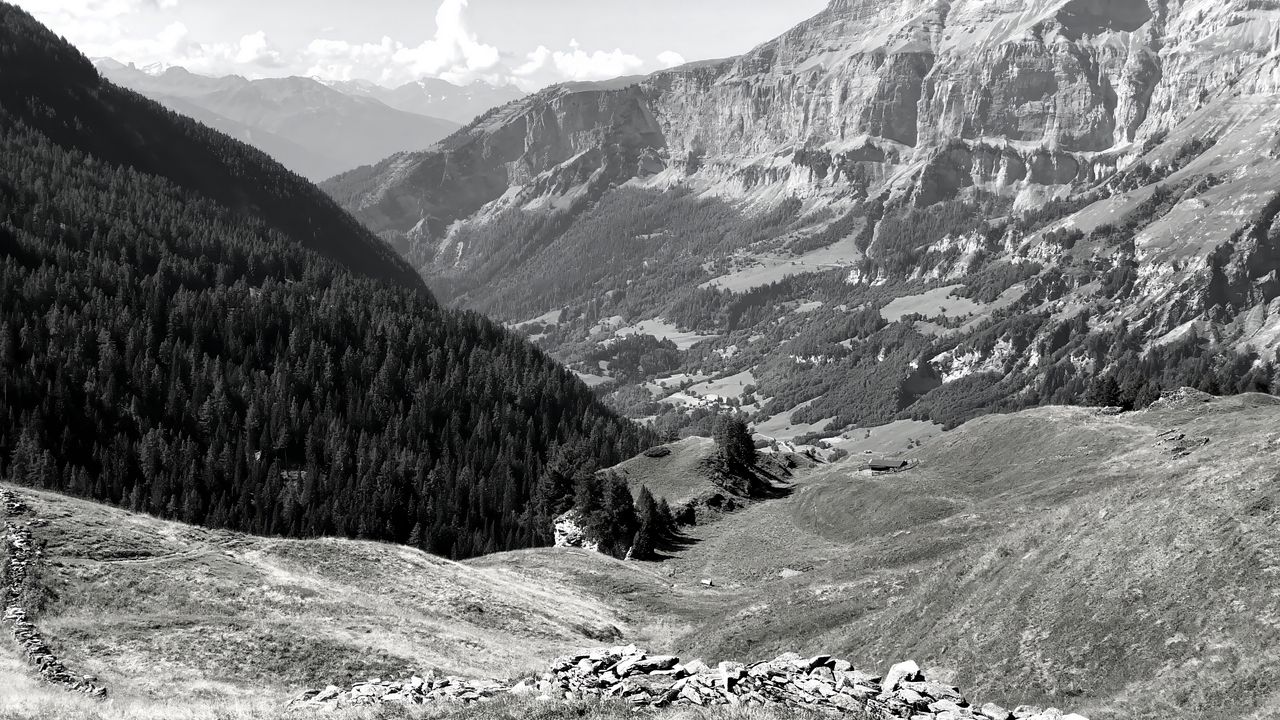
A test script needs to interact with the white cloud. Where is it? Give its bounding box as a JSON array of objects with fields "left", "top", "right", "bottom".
[
  {"left": 657, "top": 51, "right": 686, "bottom": 68},
  {"left": 513, "top": 45, "right": 552, "bottom": 77},
  {"left": 303, "top": 0, "right": 504, "bottom": 86},
  {"left": 18, "top": 0, "right": 178, "bottom": 52},
  {"left": 21, "top": 0, "right": 681, "bottom": 90},
  {"left": 82, "top": 19, "right": 188, "bottom": 66},
  {"left": 91, "top": 21, "right": 285, "bottom": 75},
  {"left": 553, "top": 40, "right": 644, "bottom": 80},
  {"left": 233, "top": 31, "right": 283, "bottom": 67},
  {"left": 510, "top": 40, "right": 644, "bottom": 90},
  {"left": 15, "top": 0, "right": 288, "bottom": 77}
]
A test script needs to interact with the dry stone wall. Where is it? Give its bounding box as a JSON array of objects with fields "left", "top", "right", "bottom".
[
  {"left": 294, "top": 646, "right": 1088, "bottom": 720},
  {"left": 1, "top": 488, "right": 107, "bottom": 698}
]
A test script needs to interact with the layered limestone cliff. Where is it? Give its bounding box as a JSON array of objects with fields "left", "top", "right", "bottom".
[
  {"left": 324, "top": 0, "right": 1280, "bottom": 381},
  {"left": 332, "top": 0, "right": 1280, "bottom": 231}
]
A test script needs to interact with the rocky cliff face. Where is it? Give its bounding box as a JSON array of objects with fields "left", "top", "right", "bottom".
[
  {"left": 326, "top": 0, "right": 1280, "bottom": 429},
  {"left": 334, "top": 0, "right": 1275, "bottom": 227}
]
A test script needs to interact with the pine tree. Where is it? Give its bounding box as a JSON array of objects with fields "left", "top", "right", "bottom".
[
  {"left": 600, "top": 473, "right": 638, "bottom": 558},
  {"left": 631, "top": 486, "right": 660, "bottom": 560},
  {"left": 713, "top": 416, "right": 757, "bottom": 469},
  {"left": 1084, "top": 375, "right": 1123, "bottom": 408}
]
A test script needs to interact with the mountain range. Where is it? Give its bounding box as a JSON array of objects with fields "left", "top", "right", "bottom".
[
  {"left": 325, "top": 0, "right": 1280, "bottom": 443},
  {"left": 324, "top": 76, "right": 526, "bottom": 125},
  {"left": 93, "top": 59, "right": 522, "bottom": 181},
  {"left": 10, "top": 1, "right": 1280, "bottom": 719}
]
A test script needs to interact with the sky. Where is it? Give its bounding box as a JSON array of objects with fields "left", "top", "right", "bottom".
[{"left": 16, "top": 0, "right": 829, "bottom": 91}]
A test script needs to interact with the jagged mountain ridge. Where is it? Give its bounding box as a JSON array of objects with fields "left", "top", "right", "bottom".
[
  {"left": 326, "top": 0, "right": 1280, "bottom": 433},
  {"left": 325, "top": 76, "right": 525, "bottom": 125},
  {"left": 95, "top": 61, "right": 463, "bottom": 181},
  {"left": 327, "top": 0, "right": 1209, "bottom": 236}
]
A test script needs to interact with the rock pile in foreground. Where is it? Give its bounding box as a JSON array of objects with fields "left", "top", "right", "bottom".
[
  {"left": 294, "top": 646, "right": 1087, "bottom": 720},
  {"left": 2, "top": 489, "right": 108, "bottom": 698}
]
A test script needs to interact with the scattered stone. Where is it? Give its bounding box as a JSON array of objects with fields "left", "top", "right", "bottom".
[
  {"left": 1147, "top": 387, "right": 1215, "bottom": 411},
  {"left": 292, "top": 645, "right": 1088, "bottom": 719},
  {"left": 979, "top": 702, "right": 1012, "bottom": 720},
  {"left": 882, "top": 660, "right": 923, "bottom": 693}
]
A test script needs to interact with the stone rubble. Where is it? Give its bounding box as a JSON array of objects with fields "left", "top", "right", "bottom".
[
  {"left": 293, "top": 646, "right": 1088, "bottom": 720},
  {"left": 552, "top": 510, "right": 600, "bottom": 552},
  {"left": 1154, "top": 429, "right": 1210, "bottom": 457},
  {"left": 1, "top": 488, "right": 108, "bottom": 698}
]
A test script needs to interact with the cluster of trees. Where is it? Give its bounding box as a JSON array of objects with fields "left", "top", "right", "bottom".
[
  {"left": 0, "top": 6, "right": 649, "bottom": 561},
  {"left": 862, "top": 196, "right": 995, "bottom": 277},
  {"left": 586, "top": 334, "right": 681, "bottom": 385},
  {"left": 457, "top": 186, "right": 804, "bottom": 322},
  {"left": 952, "top": 261, "right": 1043, "bottom": 304},
  {"left": 569, "top": 472, "right": 676, "bottom": 560},
  {"left": 1080, "top": 335, "right": 1273, "bottom": 411},
  {"left": 1109, "top": 136, "right": 1216, "bottom": 194}
]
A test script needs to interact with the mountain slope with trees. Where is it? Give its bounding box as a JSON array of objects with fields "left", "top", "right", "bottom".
[
  {"left": 0, "top": 3, "right": 648, "bottom": 560},
  {"left": 325, "top": 0, "right": 1280, "bottom": 442}
]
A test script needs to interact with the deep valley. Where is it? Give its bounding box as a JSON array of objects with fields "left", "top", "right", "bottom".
[{"left": 5, "top": 0, "right": 1280, "bottom": 718}]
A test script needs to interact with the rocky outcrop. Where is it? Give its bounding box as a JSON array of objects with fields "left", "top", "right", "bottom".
[
  {"left": 552, "top": 510, "right": 600, "bottom": 552},
  {"left": 2, "top": 489, "right": 107, "bottom": 698},
  {"left": 329, "top": 0, "right": 1280, "bottom": 242},
  {"left": 293, "top": 646, "right": 1087, "bottom": 720}
]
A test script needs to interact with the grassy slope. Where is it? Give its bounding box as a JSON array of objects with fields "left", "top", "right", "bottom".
[
  {"left": 657, "top": 395, "right": 1280, "bottom": 720},
  {"left": 605, "top": 437, "right": 805, "bottom": 507},
  {"left": 8, "top": 395, "right": 1280, "bottom": 719},
  {"left": 0, "top": 677, "right": 824, "bottom": 720},
  {"left": 608, "top": 437, "right": 720, "bottom": 504},
  {"left": 0, "top": 489, "right": 668, "bottom": 709},
  {"left": 487, "top": 394, "right": 1280, "bottom": 719}
]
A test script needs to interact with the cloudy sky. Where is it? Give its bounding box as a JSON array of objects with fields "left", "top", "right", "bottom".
[{"left": 17, "top": 0, "right": 829, "bottom": 90}]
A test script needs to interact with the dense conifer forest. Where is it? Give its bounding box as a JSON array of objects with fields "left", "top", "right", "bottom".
[{"left": 0, "top": 3, "right": 649, "bottom": 559}]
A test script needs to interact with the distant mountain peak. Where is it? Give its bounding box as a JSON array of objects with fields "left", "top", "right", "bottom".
[
  {"left": 414, "top": 76, "right": 459, "bottom": 89},
  {"left": 90, "top": 56, "right": 130, "bottom": 71},
  {"left": 140, "top": 60, "right": 178, "bottom": 76},
  {"left": 94, "top": 61, "right": 461, "bottom": 181}
]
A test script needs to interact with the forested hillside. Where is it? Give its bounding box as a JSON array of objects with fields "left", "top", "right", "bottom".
[{"left": 0, "top": 3, "right": 648, "bottom": 559}]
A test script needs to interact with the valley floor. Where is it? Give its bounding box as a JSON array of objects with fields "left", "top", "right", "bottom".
[{"left": 6, "top": 392, "right": 1280, "bottom": 719}]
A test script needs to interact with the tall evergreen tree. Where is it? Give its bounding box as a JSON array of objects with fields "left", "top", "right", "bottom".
[{"left": 714, "top": 416, "right": 757, "bottom": 469}]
